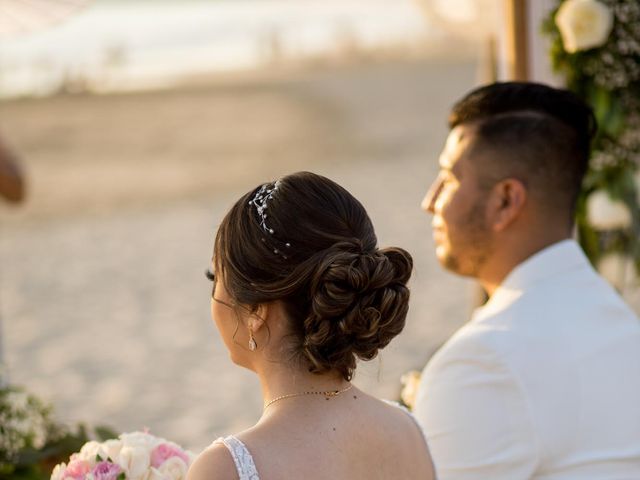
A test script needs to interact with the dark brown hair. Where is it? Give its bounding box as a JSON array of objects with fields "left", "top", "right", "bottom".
[
  {"left": 449, "top": 82, "right": 597, "bottom": 221},
  {"left": 214, "top": 172, "right": 412, "bottom": 381}
]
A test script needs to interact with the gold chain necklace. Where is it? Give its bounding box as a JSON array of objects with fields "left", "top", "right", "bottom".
[{"left": 264, "top": 384, "right": 353, "bottom": 411}]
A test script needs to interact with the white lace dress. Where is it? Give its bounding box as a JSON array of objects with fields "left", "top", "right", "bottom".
[
  {"left": 212, "top": 435, "right": 260, "bottom": 480},
  {"left": 213, "top": 401, "right": 426, "bottom": 480}
]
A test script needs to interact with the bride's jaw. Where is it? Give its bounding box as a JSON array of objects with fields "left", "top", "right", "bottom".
[{"left": 214, "top": 299, "right": 352, "bottom": 411}]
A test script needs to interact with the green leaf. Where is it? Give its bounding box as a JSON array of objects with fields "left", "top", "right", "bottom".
[
  {"left": 589, "top": 85, "right": 611, "bottom": 130},
  {"left": 604, "top": 98, "right": 626, "bottom": 138}
]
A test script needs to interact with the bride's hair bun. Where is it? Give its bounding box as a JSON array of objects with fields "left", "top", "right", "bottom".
[
  {"left": 302, "top": 244, "right": 412, "bottom": 379},
  {"left": 214, "top": 172, "right": 413, "bottom": 380}
]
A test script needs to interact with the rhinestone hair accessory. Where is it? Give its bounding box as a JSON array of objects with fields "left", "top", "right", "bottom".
[
  {"left": 248, "top": 180, "right": 291, "bottom": 258},
  {"left": 249, "top": 181, "right": 279, "bottom": 234}
]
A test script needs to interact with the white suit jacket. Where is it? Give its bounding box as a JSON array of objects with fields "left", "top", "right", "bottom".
[{"left": 414, "top": 240, "right": 640, "bottom": 479}]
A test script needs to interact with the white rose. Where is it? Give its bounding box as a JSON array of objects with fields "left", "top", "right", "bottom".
[
  {"left": 78, "top": 441, "right": 102, "bottom": 462},
  {"left": 555, "top": 0, "right": 614, "bottom": 53},
  {"left": 101, "top": 439, "right": 123, "bottom": 461},
  {"left": 586, "top": 190, "right": 633, "bottom": 230},
  {"left": 120, "top": 432, "right": 160, "bottom": 451},
  {"left": 117, "top": 445, "right": 151, "bottom": 480},
  {"left": 400, "top": 370, "right": 422, "bottom": 411},
  {"left": 157, "top": 457, "right": 188, "bottom": 480},
  {"left": 147, "top": 469, "right": 167, "bottom": 480},
  {"left": 50, "top": 463, "right": 66, "bottom": 480},
  {"left": 597, "top": 252, "right": 636, "bottom": 291}
]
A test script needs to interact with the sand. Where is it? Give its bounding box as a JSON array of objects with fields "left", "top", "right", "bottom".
[{"left": 1, "top": 56, "right": 637, "bottom": 451}]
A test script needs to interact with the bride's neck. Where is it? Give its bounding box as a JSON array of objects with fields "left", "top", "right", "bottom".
[{"left": 255, "top": 361, "right": 349, "bottom": 408}]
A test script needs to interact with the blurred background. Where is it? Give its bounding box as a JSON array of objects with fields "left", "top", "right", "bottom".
[{"left": 1, "top": 0, "right": 635, "bottom": 452}]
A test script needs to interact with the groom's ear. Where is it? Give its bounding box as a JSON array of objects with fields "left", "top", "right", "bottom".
[{"left": 488, "top": 178, "right": 527, "bottom": 232}]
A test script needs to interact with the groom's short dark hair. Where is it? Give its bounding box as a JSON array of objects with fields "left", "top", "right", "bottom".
[{"left": 449, "top": 82, "right": 596, "bottom": 220}]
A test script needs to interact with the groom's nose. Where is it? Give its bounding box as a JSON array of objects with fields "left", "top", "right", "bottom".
[{"left": 421, "top": 176, "right": 443, "bottom": 214}]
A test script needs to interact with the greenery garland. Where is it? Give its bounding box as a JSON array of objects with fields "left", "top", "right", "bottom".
[{"left": 543, "top": 0, "right": 640, "bottom": 290}]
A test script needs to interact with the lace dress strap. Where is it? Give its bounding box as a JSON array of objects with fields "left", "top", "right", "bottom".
[{"left": 213, "top": 435, "right": 260, "bottom": 480}]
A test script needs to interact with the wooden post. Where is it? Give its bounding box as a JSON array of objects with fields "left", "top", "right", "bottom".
[
  {"left": 474, "top": 0, "right": 532, "bottom": 308},
  {"left": 504, "top": 0, "right": 530, "bottom": 80},
  {"left": 478, "top": 34, "right": 499, "bottom": 84}
]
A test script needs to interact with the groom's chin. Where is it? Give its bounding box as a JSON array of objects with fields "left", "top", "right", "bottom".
[
  {"left": 435, "top": 247, "right": 459, "bottom": 272},
  {"left": 436, "top": 249, "right": 471, "bottom": 277}
]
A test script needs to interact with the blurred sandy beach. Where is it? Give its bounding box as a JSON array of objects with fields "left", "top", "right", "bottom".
[
  {"left": 1, "top": 53, "right": 638, "bottom": 452},
  {"left": 0, "top": 54, "right": 477, "bottom": 449}
]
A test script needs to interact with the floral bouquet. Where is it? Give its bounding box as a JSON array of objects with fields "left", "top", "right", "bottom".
[{"left": 50, "top": 432, "right": 195, "bottom": 480}]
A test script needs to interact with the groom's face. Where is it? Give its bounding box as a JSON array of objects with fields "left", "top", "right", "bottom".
[{"left": 422, "top": 125, "right": 492, "bottom": 277}]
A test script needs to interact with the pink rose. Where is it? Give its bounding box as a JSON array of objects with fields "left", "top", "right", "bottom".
[
  {"left": 150, "top": 444, "right": 189, "bottom": 469},
  {"left": 63, "top": 460, "right": 91, "bottom": 480},
  {"left": 91, "top": 461, "right": 123, "bottom": 480}
]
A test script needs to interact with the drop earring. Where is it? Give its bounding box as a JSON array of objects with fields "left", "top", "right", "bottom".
[{"left": 248, "top": 332, "right": 257, "bottom": 351}]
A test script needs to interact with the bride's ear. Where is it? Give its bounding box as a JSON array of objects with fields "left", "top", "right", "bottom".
[{"left": 247, "top": 305, "right": 268, "bottom": 333}]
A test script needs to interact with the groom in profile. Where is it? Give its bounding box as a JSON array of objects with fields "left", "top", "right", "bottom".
[{"left": 414, "top": 82, "right": 640, "bottom": 478}]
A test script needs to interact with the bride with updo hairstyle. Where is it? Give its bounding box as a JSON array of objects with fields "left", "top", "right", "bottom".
[{"left": 188, "top": 172, "right": 435, "bottom": 480}]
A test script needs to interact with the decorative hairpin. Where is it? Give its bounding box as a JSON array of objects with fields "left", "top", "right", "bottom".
[
  {"left": 249, "top": 181, "right": 292, "bottom": 259},
  {"left": 249, "top": 181, "right": 279, "bottom": 234}
]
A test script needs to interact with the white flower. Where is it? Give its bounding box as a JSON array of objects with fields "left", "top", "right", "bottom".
[
  {"left": 157, "top": 457, "right": 188, "bottom": 480},
  {"left": 147, "top": 469, "right": 166, "bottom": 480},
  {"left": 120, "top": 432, "right": 160, "bottom": 451},
  {"left": 400, "top": 370, "right": 422, "bottom": 410},
  {"left": 598, "top": 252, "right": 636, "bottom": 291},
  {"left": 5, "top": 391, "right": 29, "bottom": 411},
  {"left": 586, "top": 190, "right": 633, "bottom": 230},
  {"left": 51, "top": 463, "right": 66, "bottom": 480},
  {"left": 102, "top": 439, "right": 123, "bottom": 461},
  {"left": 117, "top": 445, "right": 152, "bottom": 480},
  {"left": 555, "top": 0, "right": 614, "bottom": 53},
  {"left": 78, "top": 441, "right": 102, "bottom": 462}
]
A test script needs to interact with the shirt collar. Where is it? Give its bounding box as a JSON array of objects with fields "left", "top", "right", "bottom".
[
  {"left": 499, "top": 239, "right": 589, "bottom": 292},
  {"left": 473, "top": 239, "right": 590, "bottom": 322}
]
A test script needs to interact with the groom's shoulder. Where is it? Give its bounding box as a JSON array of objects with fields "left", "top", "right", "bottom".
[
  {"left": 427, "top": 275, "right": 640, "bottom": 376},
  {"left": 426, "top": 296, "right": 546, "bottom": 371},
  {"left": 427, "top": 319, "right": 514, "bottom": 371}
]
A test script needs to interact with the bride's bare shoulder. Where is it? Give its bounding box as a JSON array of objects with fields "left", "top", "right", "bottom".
[{"left": 187, "top": 442, "right": 237, "bottom": 480}]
